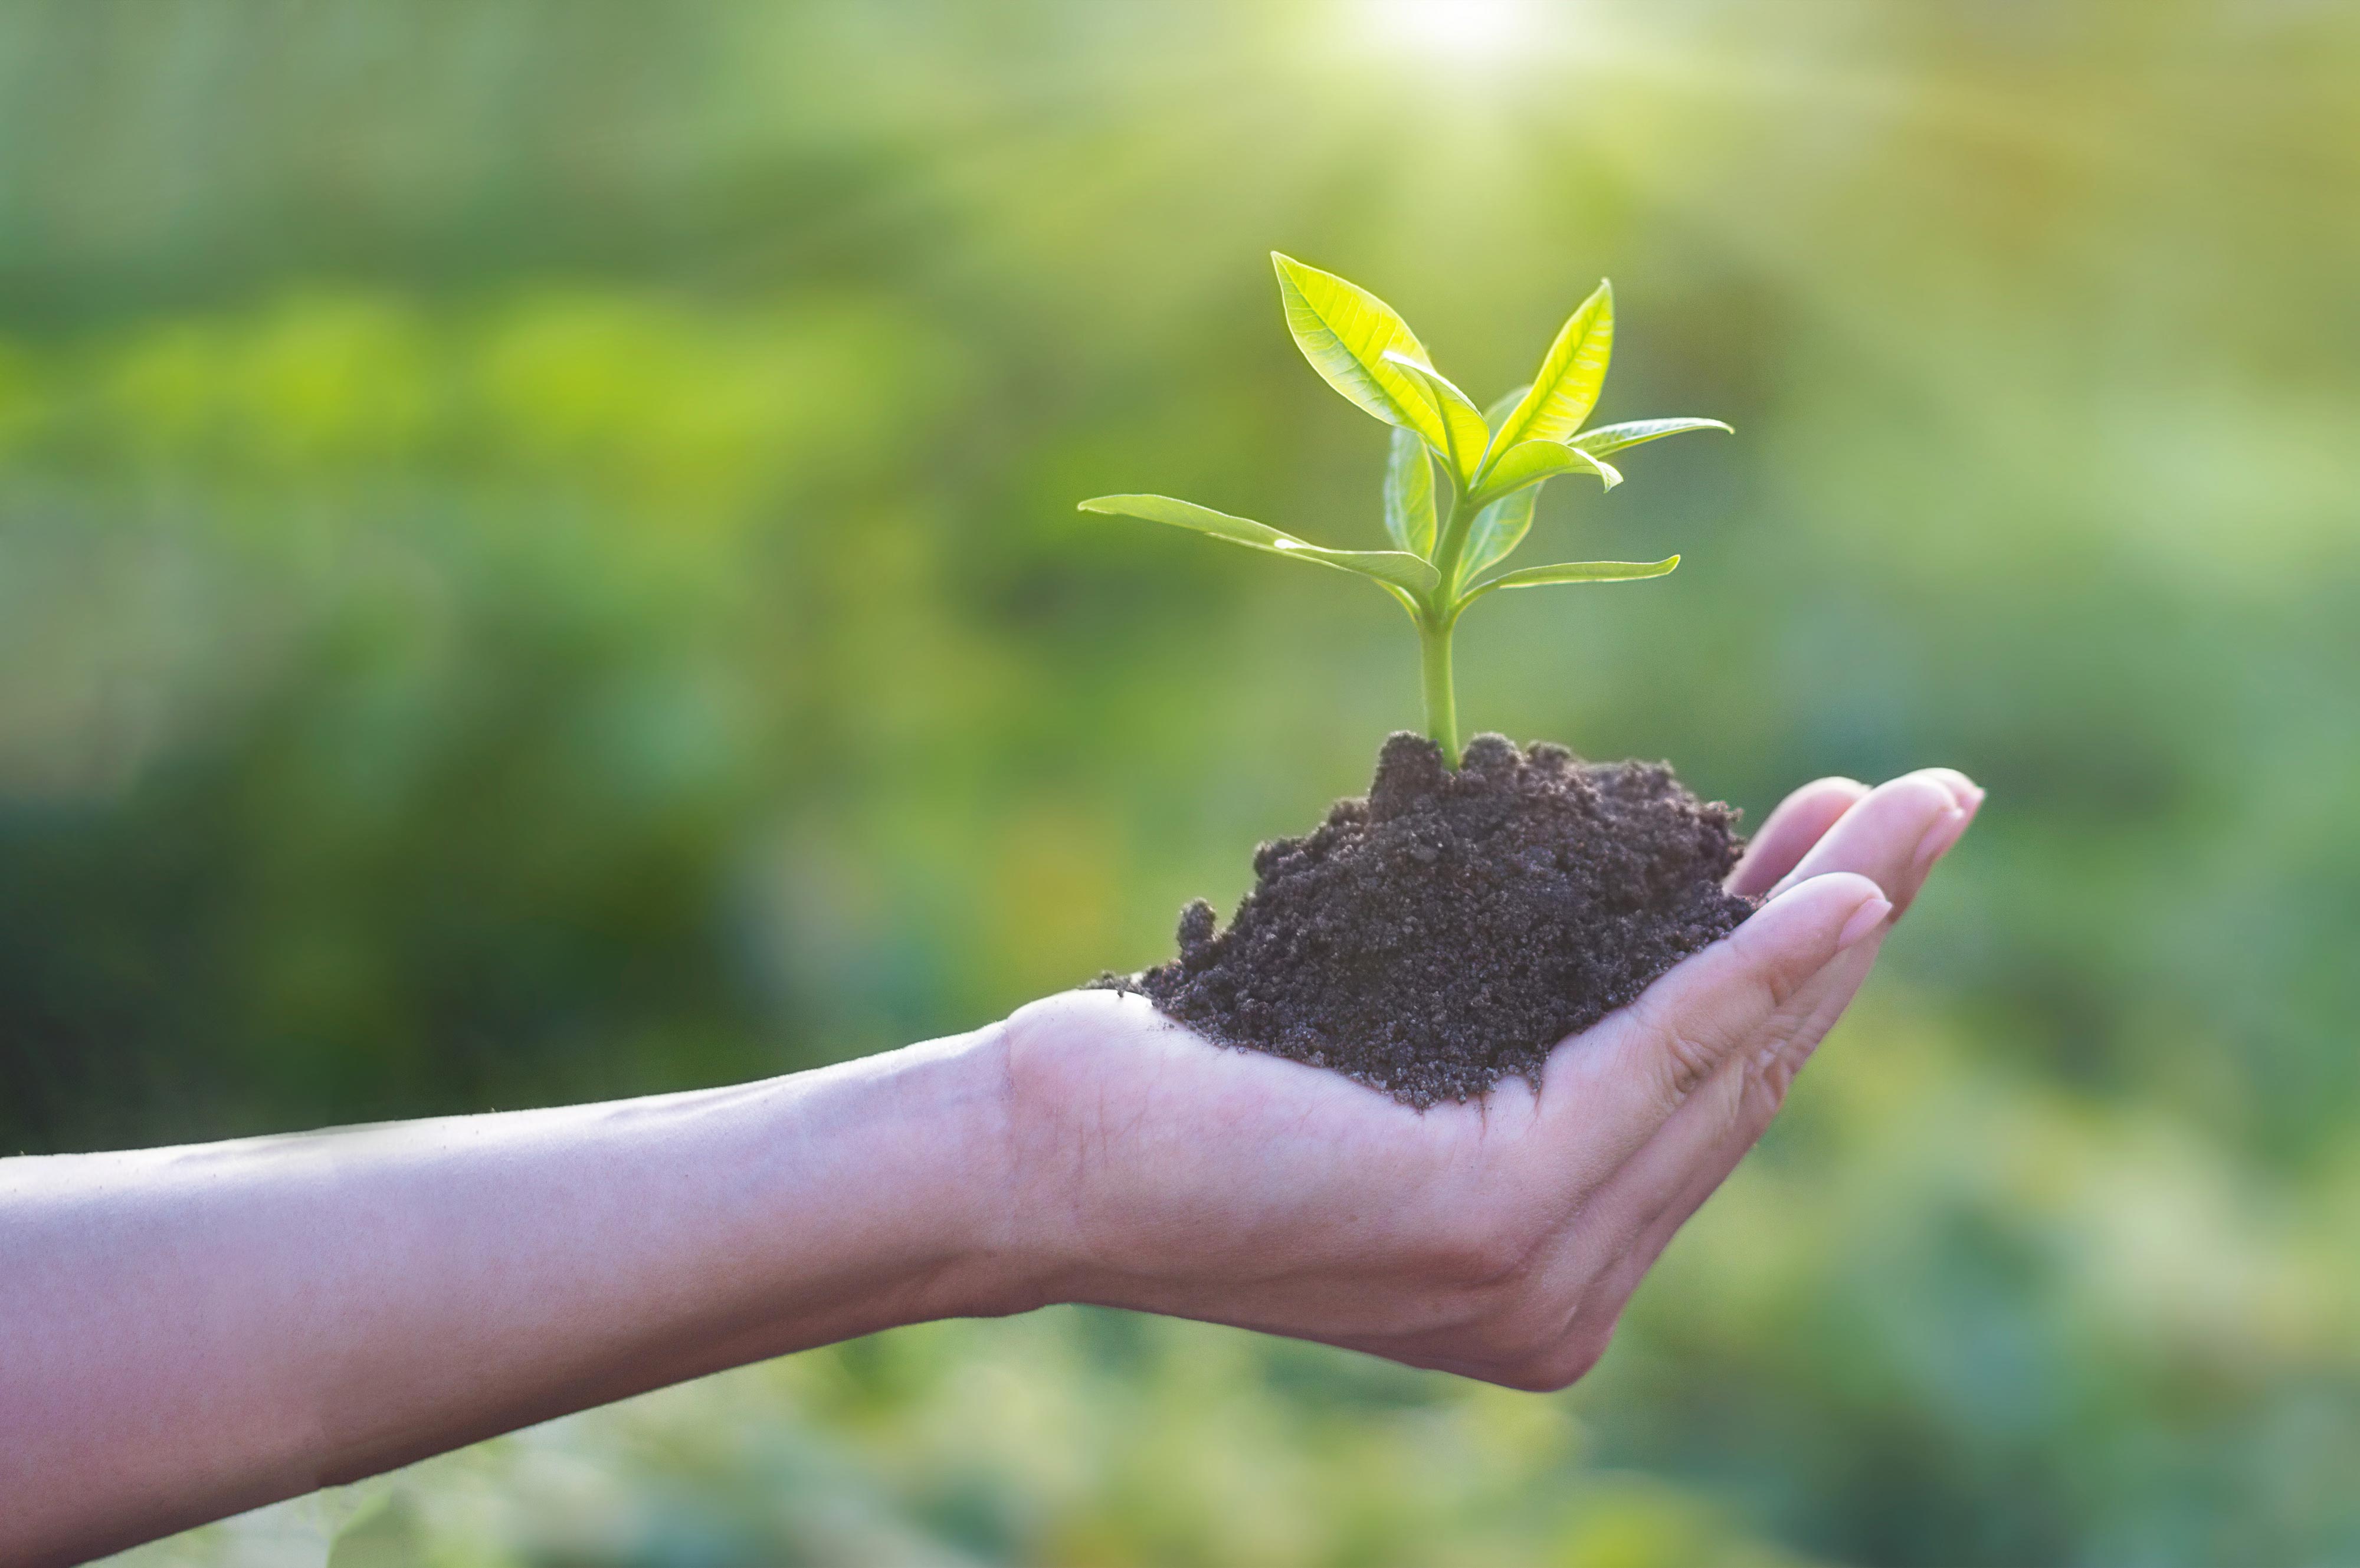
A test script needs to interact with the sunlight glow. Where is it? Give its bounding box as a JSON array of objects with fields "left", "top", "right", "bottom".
[{"left": 1367, "top": 0, "right": 1542, "bottom": 66}]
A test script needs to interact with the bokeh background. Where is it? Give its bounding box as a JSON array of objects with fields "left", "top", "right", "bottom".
[{"left": 5, "top": 0, "right": 2355, "bottom": 1562}]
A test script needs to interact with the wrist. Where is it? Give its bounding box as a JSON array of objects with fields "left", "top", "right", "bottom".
[
  {"left": 975, "top": 989, "right": 1178, "bottom": 1316},
  {"left": 780, "top": 1018, "right": 1050, "bottom": 1326},
  {"left": 805, "top": 989, "right": 1170, "bottom": 1329}
]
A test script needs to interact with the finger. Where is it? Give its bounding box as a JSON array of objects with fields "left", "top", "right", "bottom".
[
  {"left": 1572, "top": 1122, "right": 1749, "bottom": 1336},
  {"left": 1596, "top": 774, "right": 1979, "bottom": 1276},
  {"left": 1766, "top": 769, "right": 1975, "bottom": 916},
  {"left": 1608, "top": 942, "right": 1876, "bottom": 1262},
  {"left": 1726, "top": 777, "right": 1869, "bottom": 896},
  {"left": 1914, "top": 767, "right": 1985, "bottom": 813},
  {"left": 1562, "top": 931, "right": 1883, "bottom": 1324},
  {"left": 1541, "top": 872, "right": 1888, "bottom": 1170},
  {"left": 1548, "top": 773, "right": 1982, "bottom": 1323}
]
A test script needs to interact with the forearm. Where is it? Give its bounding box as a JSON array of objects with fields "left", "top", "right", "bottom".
[{"left": 0, "top": 1025, "right": 1025, "bottom": 1566}]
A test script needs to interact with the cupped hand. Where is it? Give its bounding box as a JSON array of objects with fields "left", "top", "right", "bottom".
[{"left": 997, "top": 767, "right": 1980, "bottom": 1389}]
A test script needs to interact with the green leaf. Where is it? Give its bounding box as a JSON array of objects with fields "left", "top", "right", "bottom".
[
  {"left": 1571, "top": 417, "right": 1732, "bottom": 458},
  {"left": 1079, "top": 494, "right": 1440, "bottom": 599},
  {"left": 1456, "top": 442, "right": 1621, "bottom": 588},
  {"left": 1457, "top": 487, "right": 1538, "bottom": 586},
  {"left": 1462, "top": 555, "right": 1681, "bottom": 601},
  {"left": 1380, "top": 350, "right": 1491, "bottom": 489},
  {"left": 1476, "top": 439, "right": 1620, "bottom": 506},
  {"left": 1270, "top": 252, "right": 1451, "bottom": 454},
  {"left": 1479, "top": 280, "right": 1614, "bottom": 473},
  {"left": 1382, "top": 427, "right": 1435, "bottom": 557}
]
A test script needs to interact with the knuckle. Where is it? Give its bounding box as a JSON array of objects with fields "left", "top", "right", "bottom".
[
  {"left": 1748, "top": 1014, "right": 1825, "bottom": 1107},
  {"left": 1661, "top": 1024, "right": 1726, "bottom": 1100},
  {"left": 1746, "top": 930, "right": 1822, "bottom": 1012},
  {"left": 1762, "top": 956, "right": 1809, "bottom": 1011},
  {"left": 1631, "top": 982, "right": 1765, "bottom": 1110}
]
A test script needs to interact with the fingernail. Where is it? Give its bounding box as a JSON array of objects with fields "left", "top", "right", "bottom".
[
  {"left": 1912, "top": 806, "right": 1969, "bottom": 874},
  {"left": 1838, "top": 896, "right": 1892, "bottom": 950}
]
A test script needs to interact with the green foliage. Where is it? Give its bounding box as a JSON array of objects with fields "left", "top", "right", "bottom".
[
  {"left": 1572, "top": 418, "right": 1736, "bottom": 459},
  {"left": 1076, "top": 494, "right": 1438, "bottom": 600},
  {"left": 1463, "top": 555, "right": 1682, "bottom": 599},
  {"left": 1268, "top": 252, "right": 1453, "bottom": 458},
  {"left": 1381, "top": 427, "right": 1436, "bottom": 557},
  {"left": 1379, "top": 347, "right": 1493, "bottom": 490},
  {"left": 1084, "top": 254, "right": 1727, "bottom": 765},
  {"left": 1482, "top": 280, "right": 1615, "bottom": 459}
]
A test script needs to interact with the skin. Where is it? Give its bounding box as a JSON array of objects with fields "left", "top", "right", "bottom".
[{"left": 0, "top": 767, "right": 1978, "bottom": 1566}]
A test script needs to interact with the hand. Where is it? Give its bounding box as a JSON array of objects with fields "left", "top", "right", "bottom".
[{"left": 998, "top": 767, "right": 1981, "bottom": 1390}]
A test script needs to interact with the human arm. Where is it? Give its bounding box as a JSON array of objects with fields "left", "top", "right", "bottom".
[
  {"left": 0, "top": 767, "right": 1975, "bottom": 1565},
  {"left": 0, "top": 1028, "right": 1032, "bottom": 1565}
]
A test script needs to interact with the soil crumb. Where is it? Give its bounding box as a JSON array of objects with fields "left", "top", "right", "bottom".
[{"left": 1093, "top": 732, "right": 1755, "bottom": 1107}]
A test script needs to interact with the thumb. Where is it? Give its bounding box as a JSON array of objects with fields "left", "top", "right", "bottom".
[{"left": 1544, "top": 872, "right": 1889, "bottom": 1156}]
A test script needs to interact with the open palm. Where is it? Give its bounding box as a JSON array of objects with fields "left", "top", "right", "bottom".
[{"left": 1001, "top": 767, "right": 1979, "bottom": 1389}]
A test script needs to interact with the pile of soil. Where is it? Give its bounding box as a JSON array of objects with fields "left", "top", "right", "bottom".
[{"left": 1093, "top": 732, "right": 1755, "bottom": 1107}]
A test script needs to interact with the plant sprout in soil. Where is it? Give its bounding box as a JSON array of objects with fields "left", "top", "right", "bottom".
[{"left": 1081, "top": 252, "right": 1729, "bottom": 767}]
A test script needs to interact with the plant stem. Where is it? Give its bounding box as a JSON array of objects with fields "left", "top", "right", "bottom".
[
  {"left": 1419, "top": 617, "right": 1459, "bottom": 767},
  {"left": 1420, "top": 475, "right": 1473, "bottom": 768}
]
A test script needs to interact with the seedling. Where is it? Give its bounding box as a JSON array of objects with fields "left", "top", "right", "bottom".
[{"left": 1082, "top": 253, "right": 1728, "bottom": 767}]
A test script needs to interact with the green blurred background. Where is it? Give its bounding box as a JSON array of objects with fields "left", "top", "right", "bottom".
[{"left": 5, "top": 0, "right": 2355, "bottom": 1562}]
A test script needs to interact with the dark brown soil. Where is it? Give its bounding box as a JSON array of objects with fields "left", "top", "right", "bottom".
[{"left": 1093, "top": 732, "right": 1756, "bottom": 1107}]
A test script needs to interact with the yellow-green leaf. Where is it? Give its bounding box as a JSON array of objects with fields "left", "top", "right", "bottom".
[
  {"left": 1381, "top": 349, "right": 1491, "bottom": 489},
  {"left": 1479, "top": 280, "right": 1614, "bottom": 473},
  {"left": 1463, "top": 555, "right": 1680, "bottom": 601},
  {"left": 1271, "top": 252, "right": 1450, "bottom": 453},
  {"left": 1571, "top": 417, "right": 1731, "bottom": 458},
  {"left": 1474, "top": 439, "right": 1620, "bottom": 507},
  {"left": 1382, "top": 427, "right": 1435, "bottom": 557},
  {"left": 1079, "top": 494, "right": 1440, "bottom": 599}
]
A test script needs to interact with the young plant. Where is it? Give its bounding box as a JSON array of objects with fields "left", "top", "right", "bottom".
[{"left": 1081, "top": 252, "right": 1729, "bottom": 767}]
